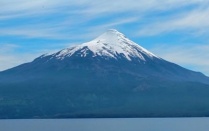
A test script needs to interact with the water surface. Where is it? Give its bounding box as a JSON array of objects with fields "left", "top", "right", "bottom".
[{"left": 0, "top": 118, "right": 208, "bottom": 131}]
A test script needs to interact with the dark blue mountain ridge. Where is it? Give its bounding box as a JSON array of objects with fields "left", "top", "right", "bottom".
[{"left": 0, "top": 29, "right": 209, "bottom": 118}]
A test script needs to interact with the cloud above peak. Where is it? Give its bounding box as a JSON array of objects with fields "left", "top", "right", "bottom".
[{"left": 0, "top": 0, "right": 209, "bottom": 39}]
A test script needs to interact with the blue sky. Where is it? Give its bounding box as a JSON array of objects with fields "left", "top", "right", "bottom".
[{"left": 0, "top": 0, "right": 209, "bottom": 76}]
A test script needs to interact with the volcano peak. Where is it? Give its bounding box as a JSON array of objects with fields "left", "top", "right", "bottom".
[{"left": 51, "top": 29, "right": 158, "bottom": 61}]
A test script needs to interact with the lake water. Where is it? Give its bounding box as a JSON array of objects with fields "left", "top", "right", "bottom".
[{"left": 0, "top": 118, "right": 209, "bottom": 131}]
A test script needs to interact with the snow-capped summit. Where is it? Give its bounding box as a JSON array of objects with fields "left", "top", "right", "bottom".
[{"left": 50, "top": 29, "right": 159, "bottom": 61}]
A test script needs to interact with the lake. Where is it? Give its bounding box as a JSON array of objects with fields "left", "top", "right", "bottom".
[{"left": 0, "top": 118, "right": 208, "bottom": 131}]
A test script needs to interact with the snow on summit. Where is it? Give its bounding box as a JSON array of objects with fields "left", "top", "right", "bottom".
[{"left": 49, "top": 29, "right": 159, "bottom": 61}]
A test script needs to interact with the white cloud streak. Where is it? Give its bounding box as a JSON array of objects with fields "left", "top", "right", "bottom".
[
  {"left": 0, "top": 44, "right": 34, "bottom": 71},
  {"left": 0, "top": 0, "right": 202, "bottom": 16},
  {"left": 150, "top": 44, "right": 209, "bottom": 76},
  {"left": 0, "top": 43, "right": 70, "bottom": 71},
  {"left": 137, "top": 6, "right": 209, "bottom": 36},
  {"left": 0, "top": 0, "right": 208, "bottom": 39}
]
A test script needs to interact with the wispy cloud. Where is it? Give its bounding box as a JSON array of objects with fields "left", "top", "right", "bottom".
[
  {"left": 150, "top": 44, "right": 209, "bottom": 76},
  {"left": 0, "top": 43, "right": 70, "bottom": 71},
  {"left": 137, "top": 6, "right": 209, "bottom": 36},
  {"left": 1, "top": 0, "right": 208, "bottom": 39},
  {"left": 0, "top": 14, "right": 139, "bottom": 40},
  {"left": 1, "top": 0, "right": 202, "bottom": 17},
  {"left": 0, "top": 44, "right": 34, "bottom": 71}
]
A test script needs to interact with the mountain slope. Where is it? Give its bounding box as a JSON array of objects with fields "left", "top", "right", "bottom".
[{"left": 0, "top": 29, "right": 209, "bottom": 118}]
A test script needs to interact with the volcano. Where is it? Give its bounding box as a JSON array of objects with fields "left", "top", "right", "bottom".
[{"left": 0, "top": 29, "right": 209, "bottom": 118}]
